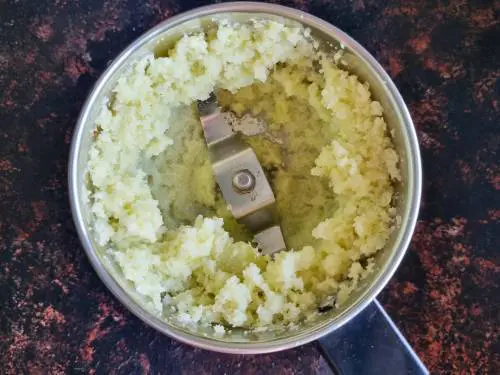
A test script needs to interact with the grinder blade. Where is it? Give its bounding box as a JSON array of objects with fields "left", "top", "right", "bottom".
[{"left": 197, "top": 93, "right": 286, "bottom": 255}]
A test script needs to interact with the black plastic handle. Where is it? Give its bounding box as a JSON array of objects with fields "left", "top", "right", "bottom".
[{"left": 318, "top": 299, "right": 429, "bottom": 375}]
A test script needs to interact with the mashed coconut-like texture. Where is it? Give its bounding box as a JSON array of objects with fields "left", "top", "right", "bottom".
[{"left": 87, "top": 19, "right": 400, "bottom": 334}]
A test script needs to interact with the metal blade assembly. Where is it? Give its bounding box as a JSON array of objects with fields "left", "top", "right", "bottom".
[{"left": 197, "top": 92, "right": 286, "bottom": 255}]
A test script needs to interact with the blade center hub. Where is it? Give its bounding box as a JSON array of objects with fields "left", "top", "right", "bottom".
[{"left": 232, "top": 169, "right": 256, "bottom": 193}]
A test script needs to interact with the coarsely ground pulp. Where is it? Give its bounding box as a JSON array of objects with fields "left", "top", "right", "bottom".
[{"left": 86, "top": 19, "right": 400, "bottom": 335}]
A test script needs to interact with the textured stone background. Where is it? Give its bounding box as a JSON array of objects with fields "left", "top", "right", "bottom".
[{"left": 0, "top": 0, "right": 498, "bottom": 374}]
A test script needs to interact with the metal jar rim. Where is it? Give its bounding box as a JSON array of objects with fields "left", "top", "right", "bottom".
[{"left": 68, "top": 1, "right": 422, "bottom": 354}]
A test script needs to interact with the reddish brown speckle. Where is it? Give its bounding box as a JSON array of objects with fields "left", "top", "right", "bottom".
[
  {"left": 34, "top": 23, "right": 54, "bottom": 42},
  {"left": 383, "top": 5, "right": 419, "bottom": 17},
  {"left": 25, "top": 52, "right": 36, "bottom": 64},
  {"left": 469, "top": 304, "right": 482, "bottom": 317},
  {"left": 427, "top": 342, "right": 442, "bottom": 365},
  {"left": 64, "top": 57, "right": 91, "bottom": 81},
  {"left": 37, "top": 112, "right": 58, "bottom": 129},
  {"left": 1, "top": 80, "right": 18, "bottom": 109},
  {"left": 81, "top": 324, "right": 110, "bottom": 363},
  {"left": 17, "top": 143, "right": 28, "bottom": 153},
  {"left": 5, "top": 331, "right": 30, "bottom": 374},
  {"left": 37, "top": 71, "right": 57, "bottom": 84},
  {"left": 456, "top": 160, "right": 474, "bottom": 184},
  {"left": 474, "top": 258, "right": 500, "bottom": 273},
  {"left": 32, "top": 201, "right": 47, "bottom": 225},
  {"left": 80, "top": 345, "right": 95, "bottom": 363},
  {"left": 433, "top": 217, "right": 467, "bottom": 238},
  {"left": 51, "top": 279, "right": 69, "bottom": 294},
  {"left": 493, "top": 99, "right": 499, "bottom": 111},
  {"left": 408, "top": 34, "right": 430, "bottom": 53},
  {"left": 147, "top": 0, "right": 176, "bottom": 22},
  {"left": 423, "top": 58, "right": 464, "bottom": 79},
  {"left": 41, "top": 306, "right": 66, "bottom": 327},
  {"left": 418, "top": 131, "right": 443, "bottom": 151},
  {"left": 488, "top": 209, "right": 500, "bottom": 221},
  {"left": 0, "top": 160, "right": 14, "bottom": 172},
  {"left": 470, "top": 7, "right": 499, "bottom": 29},
  {"left": 388, "top": 55, "right": 403, "bottom": 77},
  {"left": 402, "top": 281, "right": 418, "bottom": 296},
  {"left": 64, "top": 127, "right": 72, "bottom": 144},
  {"left": 12, "top": 230, "right": 30, "bottom": 247},
  {"left": 139, "top": 353, "right": 151, "bottom": 375},
  {"left": 474, "top": 71, "right": 500, "bottom": 106},
  {"left": 488, "top": 174, "right": 500, "bottom": 190},
  {"left": 352, "top": 0, "right": 366, "bottom": 11}
]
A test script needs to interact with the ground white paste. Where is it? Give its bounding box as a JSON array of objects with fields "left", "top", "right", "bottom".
[{"left": 86, "top": 19, "right": 400, "bottom": 334}]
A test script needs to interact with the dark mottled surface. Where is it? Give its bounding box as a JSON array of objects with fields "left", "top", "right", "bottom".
[{"left": 0, "top": 0, "right": 498, "bottom": 374}]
